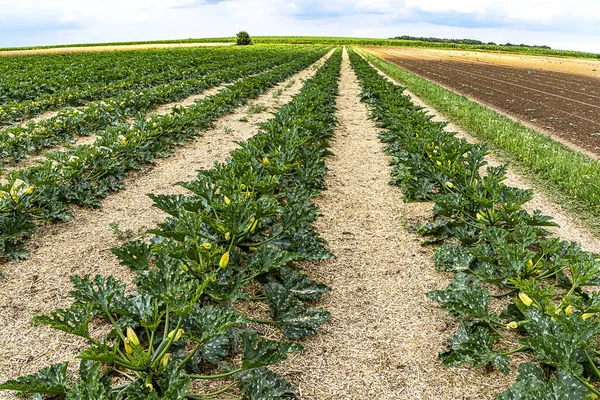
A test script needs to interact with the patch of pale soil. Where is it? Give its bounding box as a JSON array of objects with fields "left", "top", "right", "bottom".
[
  {"left": 361, "top": 52, "right": 600, "bottom": 253},
  {"left": 150, "top": 81, "right": 238, "bottom": 116},
  {"left": 368, "top": 46, "right": 600, "bottom": 79},
  {"left": 0, "top": 42, "right": 234, "bottom": 57},
  {"left": 0, "top": 51, "right": 332, "bottom": 397},
  {"left": 276, "top": 48, "right": 523, "bottom": 400}
]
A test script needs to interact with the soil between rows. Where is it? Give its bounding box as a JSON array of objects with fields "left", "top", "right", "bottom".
[
  {"left": 276, "top": 48, "right": 524, "bottom": 399},
  {"left": 0, "top": 53, "right": 331, "bottom": 398},
  {"left": 369, "top": 48, "right": 600, "bottom": 157}
]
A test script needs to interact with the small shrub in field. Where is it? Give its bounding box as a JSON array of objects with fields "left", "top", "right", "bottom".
[{"left": 236, "top": 31, "right": 252, "bottom": 45}]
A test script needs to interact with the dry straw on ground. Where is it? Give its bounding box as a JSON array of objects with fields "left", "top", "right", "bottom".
[
  {"left": 0, "top": 51, "right": 332, "bottom": 399},
  {"left": 276, "top": 48, "right": 526, "bottom": 400}
]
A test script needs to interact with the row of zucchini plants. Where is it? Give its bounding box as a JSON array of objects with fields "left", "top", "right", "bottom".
[
  {"left": 0, "top": 47, "right": 330, "bottom": 263},
  {"left": 0, "top": 46, "right": 323, "bottom": 164},
  {"left": 0, "top": 45, "right": 273, "bottom": 122},
  {"left": 349, "top": 47, "right": 600, "bottom": 398},
  {"left": 0, "top": 47, "right": 342, "bottom": 400}
]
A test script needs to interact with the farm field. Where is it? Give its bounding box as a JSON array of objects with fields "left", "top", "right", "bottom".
[
  {"left": 368, "top": 46, "right": 600, "bottom": 157},
  {"left": 0, "top": 42, "right": 234, "bottom": 57},
  {"left": 1, "top": 39, "right": 600, "bottom": 400}
]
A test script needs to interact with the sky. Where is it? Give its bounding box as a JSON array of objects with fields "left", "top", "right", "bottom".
[{"left": 1, "top": 0, "right": 600, "bottom": 53}]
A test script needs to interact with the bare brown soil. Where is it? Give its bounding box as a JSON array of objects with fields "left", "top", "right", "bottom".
[
  {"left": 0, "top": 53, "right": 330, "bottom": 398},
  {"left": 0, "top": 42, "right": 234, "bottom": 57},
  {"left": 369, "top": 47, "right": 600, "bottom": 157}
]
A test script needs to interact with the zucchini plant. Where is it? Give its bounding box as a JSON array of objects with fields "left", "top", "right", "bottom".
[
  {"left": 0, "top": 46, "right": 324, "bottom": 164},
  {"left": 0, "top": 47, "right": 330, "bottom": 263},
  {"left": 0, "top": 48, "right": 342, "bottom": 400},
  {"left": 349, "top": 47, "right": 600, "bottom": 398}
]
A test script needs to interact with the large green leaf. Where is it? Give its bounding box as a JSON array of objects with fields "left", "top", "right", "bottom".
[
  {"left": 0, "top": 362, "right": 70, "bottom": 395},
  {"left": 427, "top": 273, "right": 494, "bottom": 322},
  {"left": 279, "top": 267, "right": 330, "bottom": 301},
  {"left": 263, "top": 281, "right": 330, "bottom": 339},
  {"left": 69, "top": 274, "right": 126, "bottom": 314},
  {"left": 497, "top": 363, "right": 588, "bottom": 400},
  {"left": 66, "top": 361, "right": 115, "bottom": 400},
  {"left": 77, "top": 343, "right": 118, "bottom": 365},
  {"left": 111, "top": 240, "right": 152, "bottom": 272},
  {"left": 31, "top": 302, "right": 94, "bottom": 339},
  {"left": 246, "top": 247, "right": 298, "bottom": 277},
  {"left": 187, "top": 305, "right": 247, "bottom": 344},
  {"left": 241, "top": 331, "right": 303, "bottom": 370},
  {"left": 236, "top": 367, "right": 297, "bottom": 400},
  {"left": 521, "top": 309, "right": 600, "bottom": 375},
  {"left": 440, "top": 323, "right": 509, "bottom": 373}
]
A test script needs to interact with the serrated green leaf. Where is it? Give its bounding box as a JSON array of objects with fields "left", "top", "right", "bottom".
[
  {"left": 497, "top": 363, "right": 588, "bottom": 400},
  {"left": 246, "top": 247, "right": 298, "bottom": 277},
  {"left": 155, "top": 362, "right": 191, "bottom": 400},
  {"left": 201, "top": 335, "right": 230, "bottom": 363},
  {"left": 241, "top": 331, "right": 303, "bottom": 370},
  {"left": 427, "top": 273, "right": 494, "bottom": 322},
  {"left": 522, "top": 309, "right": 600, "bottom": 375},
  {"left": 187, "top": 305, "right": 247, "bottom": 344},
  {"left": 263, "top": 281, "right": 330, "bottom": 339},
  {"left": 236, "top": 367, "right": 296, "bottom": 400},
  {"left": 433, "top": 243, "right": 475, "bottom": 272},
  {"left": 277, "top": 267, "right": 330, "bottom": 301},
  {"left": 111, "top": 240, "right": 152, "bottom": 272},
  {"left": 31, "top": 302, "right": 94, "bottom": 339},
  {"left": 440, "top": 323, "right": 509, "bottom": 373},
  {"left": 77, "top": 343, "right": 118, "bottom": 365},
  {"left": 0, "top": 362, "right": 70, "bottom": 395},
  {"left": 66, "top": 361, "right": 114, "bottom": 400},
  {"left": 69, "top": 274, "right": 126, "bottom": 314}
]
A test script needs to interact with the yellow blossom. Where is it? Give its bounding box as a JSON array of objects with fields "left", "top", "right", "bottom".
[{"left": 519, "top": 293, "right": 533, "bottom": 307}]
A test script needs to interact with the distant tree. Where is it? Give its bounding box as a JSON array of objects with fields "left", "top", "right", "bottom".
[{"left": 236, "top": 31, "right": 252, "bottom": 46}]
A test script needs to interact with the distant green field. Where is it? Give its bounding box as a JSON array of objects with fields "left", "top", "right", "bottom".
[{"left": 2, "top": 36, "right": 599, "bottom": 59}]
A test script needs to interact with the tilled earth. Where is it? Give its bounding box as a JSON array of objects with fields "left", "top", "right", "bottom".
[{"left": 369, "top": 48, "right": 600, "bottom": 157}]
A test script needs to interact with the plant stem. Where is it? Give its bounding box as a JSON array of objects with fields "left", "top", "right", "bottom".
[
  {"left": 105, "top": 311, "right": 126, "bottom": 341},
  {"left": 188, "top": 368, "right": 243, "bottom": 380},
  {"left": 152, "top": 317, "right": 182, "bottom": 368},
  {"left": 584, "top": 349, "right": 600, "bottom": 380},
  {"left": 503, "top": 345, "right": 528, "bottom": 356},
  {"left": 491, "top": 289, "right": 518, "bottom": 298},
  {"left": 163, "top": 306, "right": 170, "bottom": 341},
  {"left": 575, "top": 374, "right": 600, "bottom": 397},
  {"left": 239, "top": 230, "right": 284, "bottom": 247},
  {"left": 247, "top": 295, "right": 266, "bottom": 301},
  {"left": 205, "top": 381, "right": 236, "bottom": 397},
  {"left": 178, "top": 342, "right": 202, "bottom": 371}
]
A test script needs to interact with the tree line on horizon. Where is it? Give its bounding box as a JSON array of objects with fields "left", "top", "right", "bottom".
[{"left": 390, "top": 35, "right": 551, "bottom": 49}]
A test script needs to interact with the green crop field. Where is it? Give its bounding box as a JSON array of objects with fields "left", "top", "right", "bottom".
[{"left": 1, "top": 34, "right": 600, "bottom": 400}]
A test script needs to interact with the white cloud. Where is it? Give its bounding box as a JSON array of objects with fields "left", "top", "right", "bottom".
[{"left": 0, "top": 0, "right": 598, "bottom": 53}]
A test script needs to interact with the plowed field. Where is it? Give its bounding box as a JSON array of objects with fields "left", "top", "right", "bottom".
[{"left": 369, "top": 47, "right": 600, "bottom": 156}]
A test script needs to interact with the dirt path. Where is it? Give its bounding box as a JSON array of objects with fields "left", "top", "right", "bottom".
[
  {"left": 0, "top": 42, "right": 234, "bottom": 57},
  {"left": 0, "top": 52, "right": 331, "bottom": 394},
  {"left": 359, "top": 52, "right": 600, "bottom": 253},
  {"left": 277, "top": 48, "right": 520, "bottom": 400}
]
